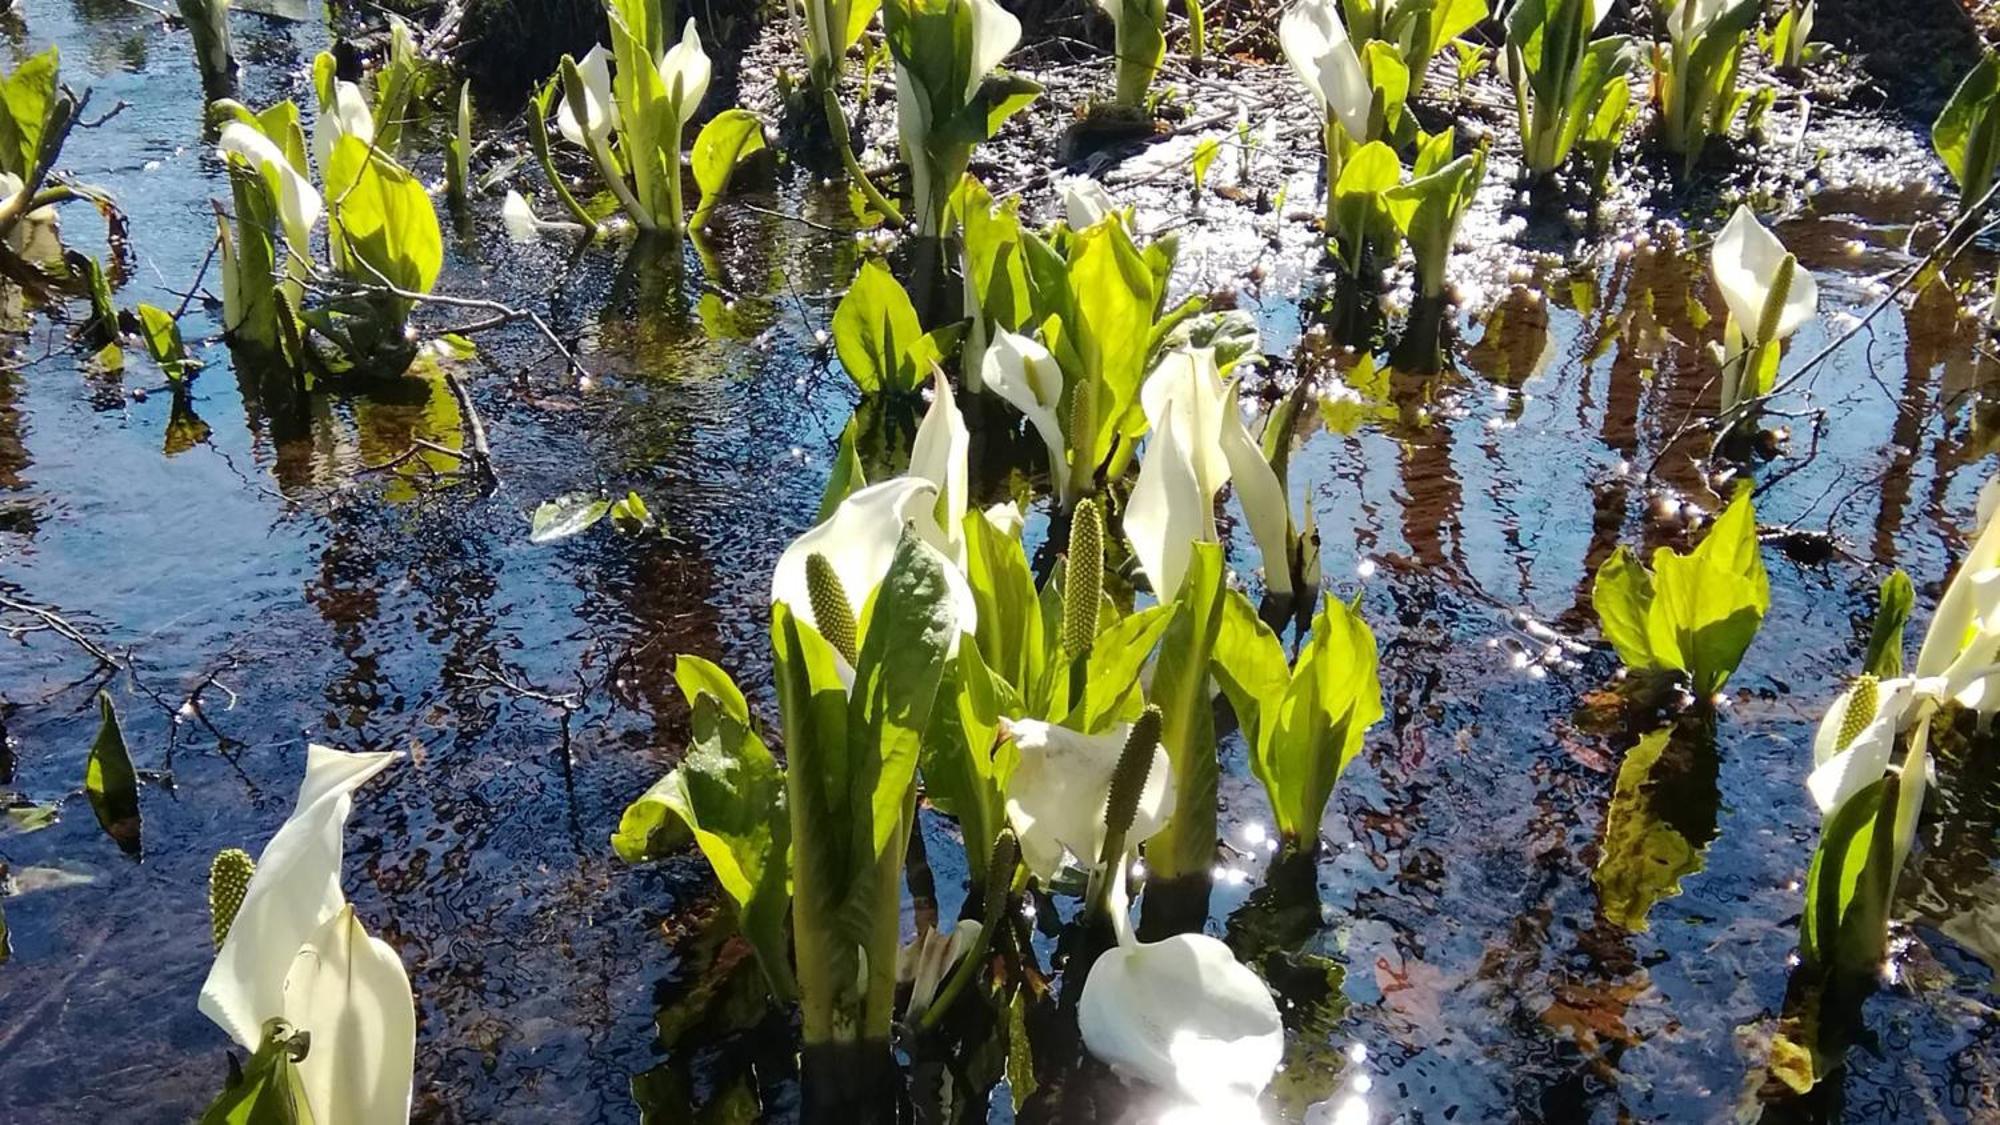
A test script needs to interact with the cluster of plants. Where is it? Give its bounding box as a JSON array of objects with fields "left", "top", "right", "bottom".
[{"left": 0, "top": 0, "right": 1990, "bottom": 1116}]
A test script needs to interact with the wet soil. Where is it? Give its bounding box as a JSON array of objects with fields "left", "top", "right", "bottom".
[{"left": 0, "top": 2, "right": 1997, "bottom": 1123}]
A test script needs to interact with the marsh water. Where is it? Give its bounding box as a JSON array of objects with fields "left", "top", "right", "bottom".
[{"left": 0, "top": 3, "right": 1997, "bottom": 1122}]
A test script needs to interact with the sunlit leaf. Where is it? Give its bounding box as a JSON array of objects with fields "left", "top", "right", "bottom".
[
  {"left": 84, "top": 692, "right": 140, "bottom": 859},
  {"left": 690, "top": 109, "right": 767, "bottom": 231},
  {"left": 529, "top": 493, "right": 612, "bottom": 543},
  {"left": 832, "top": 258, "right": 925, "bottom": 395}
]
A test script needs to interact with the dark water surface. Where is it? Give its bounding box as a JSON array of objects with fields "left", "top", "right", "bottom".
[{"left": 0, "top": 3, "right": 1996, "bottom": 1123}]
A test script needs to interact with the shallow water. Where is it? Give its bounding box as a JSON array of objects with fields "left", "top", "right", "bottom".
[{"left": 0, "top": 3, "right": 1996, "bottom": 1123}]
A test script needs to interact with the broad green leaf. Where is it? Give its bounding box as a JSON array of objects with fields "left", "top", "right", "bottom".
[
  {"left": 917, "top": 642, "right": 1020, "bottom": 889},
  {"left": 1066, "top": 603, "right": 1176, "bottom": 733},
  {"left": 1067, "top": 219, "right": 1157, "bottom": 463},
  {"left": 1934, "top": 53, "right": 2000, "bottom": 202},
  {"left": 674, "top": 653, "right": 750, "bottom": 722},
  {"left": 1863, "top": 570, "right": 1913, "bottom": 679},
  {"left": 1210, "top": 588, "right": 1291, "bottom": 758},
  {"left": 1384, "top": 147, "right": 1484, "bottom": 299},
  {"left": 951, "top": 176, "right": 1031, "bottom": 337},
  {"left": 623, "top": 692, "right": 796, "bottom": 999},
  {"left": 137, "top": 304, "right": 193, "bottom": 381},
  {"left": 1146, "top": 541, "right": 1228, "bottom": 888},
  {"left": 1646, "top": 485, "right": 1769, "bottom": 697},
  {"left": 3, "top": 802, "right": 60, "bottom": 834},
  {"left": 610, "top": 775, "right": 694, "bottom": 864},
  {"left": 1593, "top": 726, "right": 1720, "bottom": 931},
  {"left": 1555, "top": 37, "right": 1638, "bottom": 162},
  {"left": 845, "top": 529, "right": 959, "bottom": 882},
  {"left": 84, "top": 692, "right": 140, "bottom": 858},
  {"left": 962, "top": 508, "right": 1042, "bottom": 691},
  {"left": 1262, "top": 596, "right": 1383, "bottom": 844},
  {"left": 832, "top": 258, "right": 925, "bottom": 394},
  {"left": 1800, "top": 776, "right": 1898, "bottom": 979},
  {"left": 690, "top": 109, "right": 767, "bottom": 230},
  {"left": 1592, "top": 545, "right": 1658, "bottom": 670},
  {"left": 1331, "top": 141, "right": 1403, "bottom": 266},
  {"left": 529, "top": 493, "right": 612, "bottom": 543},
  {"left": 0, "top": 47, "right": 57, "bottom": 181},
  {"left": 324, "top": 135, "right": 444, "bottom": 305}
]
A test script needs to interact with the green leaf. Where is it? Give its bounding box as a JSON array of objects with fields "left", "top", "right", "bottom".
[
  {"left": 1260, "top": 596, "right": 1383, "bottom": 845},
  {"left": 1935, "top": 53, "right": 2000, "bottom": 203},
  {"left": 1592, "top": 726, "right": 1720, "bottom": 931},
  {"left": 1210, "top": 588, "right": 1291, "bottom": 762},
  {"left": 690, "top": 109, "right": 767, "bottom": 230},
  {"left": 529, "top": 493, "right": 612, "bottom": 543},
  {"left": 609, "top": 491, "right": 656, "bottom": 532},
  {"left": 818, "top": 419, "right": 868, "bottom": 521},
  {"left": 845, "top": 529, "right": 959, "bottom": 887},
  {"left": 1646, "top": 485, "right": 1769, "bottom": 697},
  {"left": 1555, "top": 36, "right": 1638, "bottom": 162},
  {"left": 323, "top": 134, "right": 444, "bottom": 307},
  {"left": 84, "top": 692, "right": 140, "bottom": 859},
  {"left": 1330, "top": 141, "right": 1403, "bottom": 267},
  {"left": 832, "top": 258, "right": 925, "bottom": 394},
  {"left": 0, "top": 47, "right": 57, "bottom": 181},
  {"left": 1066, "top": 219, "right": 1157, "bottom": 465},
  {"left": 1863, "top": 570, "right": 1913, "bottom": 679},
  {"left": 446, "top": 81, "right": 472, "bottom": 214},
  {"left": 1191, "top": 136, "right": 1221, "bottom": 193},
  {"left": 137, "top": 304, "right": 194, "bottom": 382},
  {"left": 1066, "top": 603, "right": 1176, "bottom": 733},
  {"left": 3, "top": 802, "right": 60, "bottom": 835},
  {"left": 622, "top": 691, "right": 796, "bottom": 998},
  {"left": 962, "top": 507, "right": 1043, "bottom": 692},
  {"left": 917, "top": 642, "right": 1019, "bottom": 890},
  {"left": 1145, "top": 541, "right": 1228, "bottom": 887},
  {"left": 1384, "top": 145, "right": 1484, "bottom": 299},
  {"left": 1592, "top": 545, "right": 1658, "bottom": 670},
  {"left": 196, "top": 1025, "right": 315, "bottom": 1125},
  {"left": 1800, "top": 775, "right": 1899, "bottom": 979}
]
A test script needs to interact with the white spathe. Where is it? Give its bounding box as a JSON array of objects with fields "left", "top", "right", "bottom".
[
  {"left": 660, "top": 18, "right": 713, "bottom": 121},
  {"left": 1141, "top": 348, "right": 1299, "bottom": 597},
  {"left": 1711, "top": 206, "right": 1818, "bottom": 346},
  {"left": 898, "top": 919, "right": 982, "bottom": 1022},
  {"left": 555, "top": 44, "right": 620, "bottom": 149},
  {"left": 769, "top": 477, "right": 979, "bottom": 637},
  {"left": 1078, "top": 926, "right": 1284, "bottom": 1106},
  {"left": 501, "top": 190, "right": 542, "bottom": 242},
  {"left": 283, "top": 905, "right": 416, "bottom": 1125},
  {"left": 1672, "top": 0, "right": 1731, "bottom": 48},
  {"left": 1917, "top": 502, "right": 2000, "bottom": 683},
  {"left": 981, "top": 331, "right": 1071, "bottom": 499},
  {"left": 964, "top": 0, "right": 1023, "bottom": 103},
  {"left": 312, "top": 79, "right": 375, "bottom": 175},
  {"left": 1062, "top": 177, "right": 1117, "bottom": 230},
  {"left": 216, "top": 122, "right": 324, "bottom": 253},
  {"left": 1125, "top": 408, "right": 1208, "bottom": 600},
  {"left": 1805, "top": 676, "right": 1939, "bottom": 815},
  {"left": 1279, "top": 0, "right": 1372, "bottom": 143},
  {"left": 908, "top": 372, "right": 970, "bottom": 563},
  {"left": 200, "top": 745, "right": 402, "bottom": 1047},
  {"left": 1002, "top": 718, "right": 1173, "bottom": 879}
]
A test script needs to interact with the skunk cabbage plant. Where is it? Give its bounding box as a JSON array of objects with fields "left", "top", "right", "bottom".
[
  {"left": 1385, "top": 127, "right": 1487, "bottom": 300},
  {"left": 830, "top": 258, "right": 962, "bottom": 395},
  {"left": 1708, "top": 205, "right": 1818, "bottom": 411},
  {"left": 883, "top": 0, "right": 1040, "bottom": 236},
  {"left": 1212, "top": 589, "right": 1384, "bottom": 855},
  {"left": 197, "top": 746, "right": 413, "bottom": 1125},
  {"left": 1283, "top": 0, "right": 1414, "bottom": 239},
  {"left": 1501, "top": 0, "right": 1635, "bottom": 179},
  {"left": 1592, "top": 484, "right": 1770, "bottom": 702},
  {"left": 1341, "top": 0, "right": 1490, "bottom": 84},
  {"left": 550, "top": 6, "right": 711, "bottom": 235},
  {"left": 1652, "top": 0, "right": 1761, "bottom": 173}
]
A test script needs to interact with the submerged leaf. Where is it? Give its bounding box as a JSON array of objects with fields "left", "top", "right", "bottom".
[
  {"left": 84, "top": 692, "right": 140, "bottom": 858},
  {"left": 529, "top": 493, "right": 612, "bottom": 543}
]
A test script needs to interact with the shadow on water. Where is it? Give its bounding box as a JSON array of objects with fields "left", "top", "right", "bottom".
[{"left": 0, "top": 4, "right": 1997, "bottom": 1124}]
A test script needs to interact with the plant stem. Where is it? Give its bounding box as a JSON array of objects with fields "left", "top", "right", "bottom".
[{"left": 820, "top": 81, "right": 905, "bottom": 229}]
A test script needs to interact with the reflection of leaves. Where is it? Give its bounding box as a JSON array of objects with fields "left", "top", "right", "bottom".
[
  {"left": 1226, "top": 850, "right": 1349, "bottom": 1116},
  {"left": 629, "top": 905, "right": 776, "bottom": 1125},
  {"left": 529, "top": 492, "right": 611, "bottom": 544},
  {"left": 1319, "top": 355, "right": 1398, "bottom": 436},
  {"left": 1593, "top": 725, "right": 1720, "bottom": 931},
  {"left": 164, "top": 388, "right": 212, "bottom": 457},
  {"left": 84, "top": 693, "right": 140, "bottom": 859}
]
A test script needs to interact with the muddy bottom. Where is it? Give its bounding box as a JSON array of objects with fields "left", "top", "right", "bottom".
[{"left": 0, "top": 3, "right": 1997, "bottom": 1124}]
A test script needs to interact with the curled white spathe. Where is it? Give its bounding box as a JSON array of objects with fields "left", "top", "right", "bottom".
[
  {"left": 197, "top": 745, "right": 412, "bottom": 1123},
  {"left": 1078, "top": 922, "right": 1284, "bottom": 1106},
  {"left": 216, "top": 121, "right": 323, "bottom": 249},
  {"left": 769, "top": 477, "right": 979, "bottom": 640},
  {"left": 659, "top": 18, "right": 713, "bottom": 120},
  {"left": 312, "top": 79, "right": 375, "bottom": 175},
  {"left": 1279, "top": 0, "right": 1371, "bottom": 144},
  {"left": 981, "top": 331, "right": 1070, "bottom": 499},
  {"left": 1002, "top": 717, "right": 1173, "bottom": 879},
  {"left": 908, "top": 372, "right": 970, "bottom": 564},
  {"left": 1062, "top": 177, "right": 1117, "bottom": 229},
  {"left": 283, "top": 905, "right": 417, "bottom": 1125},
  {"left": 555, "top": 44, "right": 620, "bottom": 149},
  {"left": 1711, "top": 205, "right": 1818, "bottom": 345}
]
